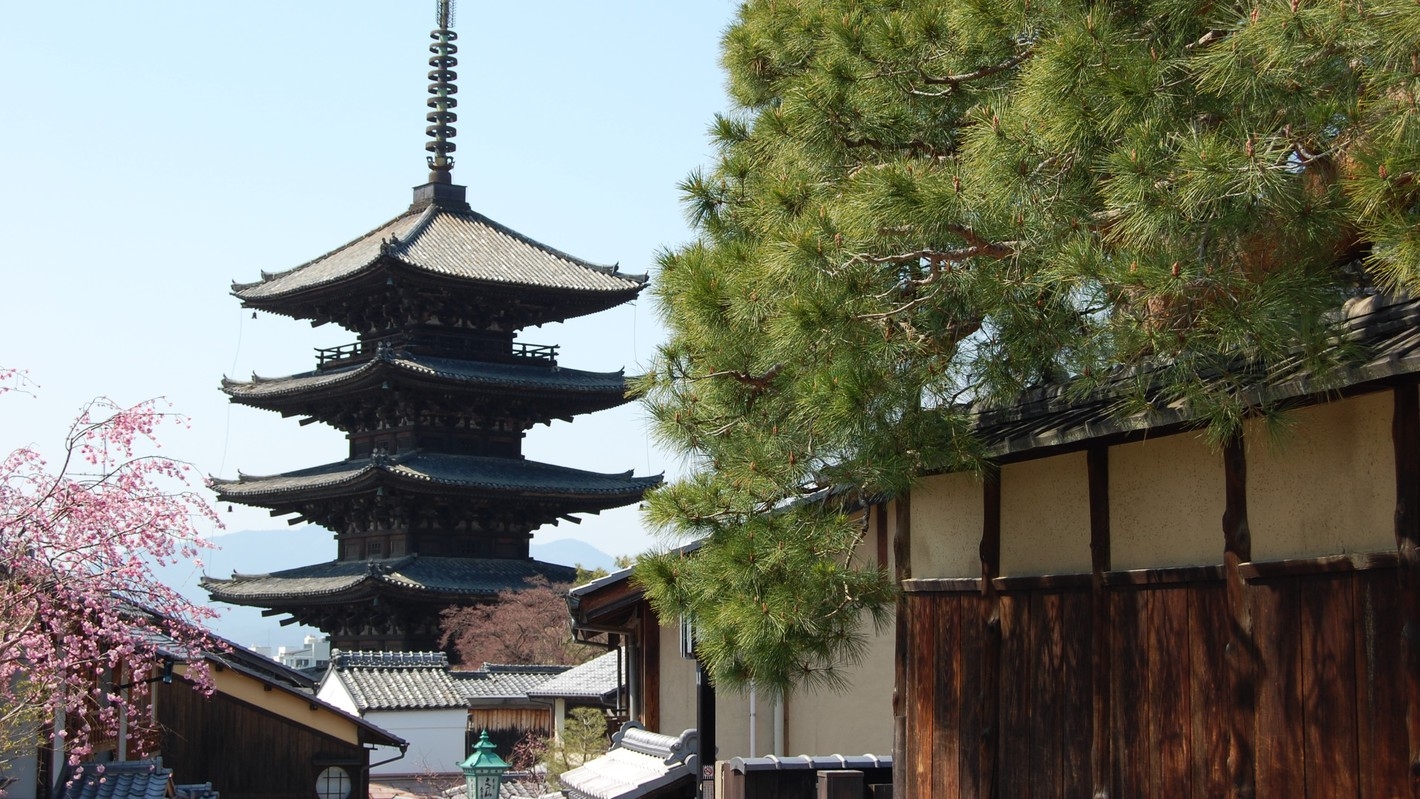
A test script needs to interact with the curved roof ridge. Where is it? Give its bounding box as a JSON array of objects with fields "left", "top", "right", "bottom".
[{"left": 231, "top": 207, "right": 422, "bottom": 292}]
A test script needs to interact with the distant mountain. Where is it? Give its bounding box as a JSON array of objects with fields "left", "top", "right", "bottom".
[{"left": 150, "top": 527, "right": 617, "bottom": 652}]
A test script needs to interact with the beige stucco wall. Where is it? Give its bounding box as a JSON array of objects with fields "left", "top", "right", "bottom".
[
  {"left": 179, "top": 663, "right": 358, "bottom": 744},
  {"left": 1247, "top": 391, "right": 1396, "bottom": 560},
  {"left": 999, "top": 453, "right": 1091, "bottom": 576},
  {"left": 910, "top": 472, "right": 984, "bottom": 579},
  {"left": 1110, "top": 433, "right": 1225, "bottom": 570},
  {"left": 782, "top": 620, "right": 894, "bottom": 756},
  {"left": 657, "top": 626, "right": 699, "bottom": 737}
]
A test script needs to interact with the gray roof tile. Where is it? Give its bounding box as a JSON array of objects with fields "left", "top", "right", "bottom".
[
  {"left": 457, "top": 664, "right": 570, "bottom": 700},
  {"left": 57, "top": 760, "right": 173, "bottom": 799},
  {"left": 329, "top": 650, "right": 469, "bottom": 711},
  {"left": 527, "top": 650, "right": 619, "bottom": 701},
  {"left": 559, "top": 724, "right": 698, "bottom": 799},
  {"left": 233, "top": 205, "right": 645, "bottom": 301}
]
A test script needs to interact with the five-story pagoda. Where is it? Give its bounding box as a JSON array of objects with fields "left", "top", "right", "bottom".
[{"left": 203, "top": 1, "right": 661, "bottom": 654}]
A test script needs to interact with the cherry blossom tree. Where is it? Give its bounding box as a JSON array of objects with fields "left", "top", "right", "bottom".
[
  {"left": 0, "top": 370, "right": 219, "bottom": 777},
  {"left": 439, "top": 576, "right": 596, "bottom": 667}
]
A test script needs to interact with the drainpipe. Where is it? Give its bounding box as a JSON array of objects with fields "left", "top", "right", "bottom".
[
  {"left": 773, "top": 696, "right": 785, "bottom": 756},
  {"left": 748, "top": 682, "right": 757, "bottom": 756}
]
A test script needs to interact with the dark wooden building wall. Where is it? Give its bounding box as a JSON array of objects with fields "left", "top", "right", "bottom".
[
  {"left": 905, "top": 567, "right": 1409, "bottom": 799},
  {"left": 156, "top": 682, "right": 368, "bottom": 799}
]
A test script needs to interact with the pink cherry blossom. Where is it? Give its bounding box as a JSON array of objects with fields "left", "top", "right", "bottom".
[{"left": 0, "top": 369, "right": 221, "bottom": 780}]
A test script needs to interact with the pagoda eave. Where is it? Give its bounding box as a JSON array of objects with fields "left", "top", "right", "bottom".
[
  {"left": 202, "top": 554, "right": 578, "bottom": 606},
  {"left": 212, "top": 453, "right": 661, "bottom": 510},
  {"left": 222, "top": 355, "right": 633, "bottom": 420}
]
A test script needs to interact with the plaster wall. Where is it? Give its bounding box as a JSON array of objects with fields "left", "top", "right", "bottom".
[
  {"left": 657, "top": 627, "right": 698, "bottom": 737},
  {"left": 363, "top": 707, "right": 467, "bottom": 776},
  {"left": 1110, "top": 433, "right": 1224, "bottom": 570},
  {"left": 1000, "top": 452, "right": 1091, "bottom": 576},
  {"left": 316, "top": 675, "right": 359, "bottom": 715},
  {"left": 1247, "top": 391, "right": 1396, "bottom": 560},
  {"left": 181, "top": 664, "right": 358, "bottom": 744},
  {"left": 782, "top": 620, "right": 893, "bottom": 756},
  {"left": 910, "top": 473, "right": 984, "bottom": 578}
]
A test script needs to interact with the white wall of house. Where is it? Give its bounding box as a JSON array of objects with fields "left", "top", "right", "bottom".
[
  {"left": 315, "top": 675, "right": 464, "bottom": 776},
  {"left": 361, "top": 707, "right": 467, "bottom": 776}
]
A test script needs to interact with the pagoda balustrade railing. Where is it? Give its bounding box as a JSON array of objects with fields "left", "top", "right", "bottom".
[{"left": 315, "top": 333, "right": 559, "bottom": 369}]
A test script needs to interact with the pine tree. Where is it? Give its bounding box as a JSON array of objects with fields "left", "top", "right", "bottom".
[{"left": 635, "top": 0, "right": 1420, "bottom": 694}]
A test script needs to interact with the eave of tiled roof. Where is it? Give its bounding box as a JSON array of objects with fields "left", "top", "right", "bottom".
[
  {"left": 210, "top": 452, "right": 663, "bottom": 502},
  {"left": 232, "top": 204, "right": 646, "bottom": 301},
  {"left": 969, "top": 292, "right": 1420, "bottom": 459},
  {"left": 458, "top": 664, "right": 570, "bottom": 700},
  {"left": 202, "top": 555, "right": 577, "bottom": 604},
  {"left": 526, "top": 649, "right": 619, "bottom": 701},
  {"left": 222, "top": 350, "right": 632, "bottom": 402}
]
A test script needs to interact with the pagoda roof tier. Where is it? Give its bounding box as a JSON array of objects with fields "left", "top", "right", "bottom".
[
  {"left": 232, "top": 201, "right": 646, "bottom": 329},
  {"left": 212, "top": 451, "right": 662, "bottom": 511},
  {"left": 221, "top": 349, "right": 633, "bottom": 424},
  {"left": 201, "top": 554, "right": 577, "bottom": 605}
]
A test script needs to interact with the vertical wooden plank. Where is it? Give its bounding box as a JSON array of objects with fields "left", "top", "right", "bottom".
[
  {"left": 1394, "top": 383, "right": 1420, "bottom": 797},
  {"left": 1031, "top": 591, "right": 1067, "bottom": 799},
  {"left": 1190, "top": 584, "right": 1232, "bottom": 799},
  {"left": 1300, "top": 574, "right": 1360, "bottom": 799},
  {"left": 1222, "top": 434, "right": 1257, "bottom": 799},
  {"left": 1061, "top": 589, "right": 1094, "bottom": 799},
  {"left": 979, "top": 471, "right": 1003, "bottom": 798},
  {"left": 998, "top": 592, "right": 1032, "bottom": 799},
  {"left": 958, "top": 592, "right": 988, "bottom": 799},
  {"left": 1151, "top": 588, "right": 1192, "bottom": 799},
  {"left": 1088, "top": 446, "right": 1112, "bottom": 799},
  {"left": 1111, "top": 588, "right": 1149, "bottom": 799},
  {"left": 1253, "top": 578, "right": 1305, "bottom": 798},
  {"left": 933, "top": 594, "right": 962, "bottom": 799},
  {"left": 893, "top": 495, "right": 912, "bottom": 799},
  {"left": 910, "top": 594, "right": 937, "bottom": 799},
  {"left": 1356, "top": 568, "right": 1409, "bottom": 798},
  {"left": 642, "top": 602, "right": 661, "bottom": 731}
]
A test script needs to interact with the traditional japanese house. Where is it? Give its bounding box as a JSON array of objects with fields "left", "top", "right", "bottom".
[
  {"left": 892, "top": 291, "right": 1420, "bottom": 798},
  {"left": 203, "top": 1, "right": 660, "bottom": 654}
]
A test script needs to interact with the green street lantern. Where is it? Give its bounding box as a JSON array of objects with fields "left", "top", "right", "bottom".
[{"left": 460, "top": 729, "right": 510, "bottom": 799}]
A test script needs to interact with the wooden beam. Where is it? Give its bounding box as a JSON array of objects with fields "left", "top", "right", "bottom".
[
  {"left": 1088, "top": 446, "right": 1112, "bottom": 799},
  {"left": 893, "top": 494, "right": 912, "bottom": 799},
  {"left": 1393, "top": 383, "right": 1420, "bottom": 791},
  {"left": 980, "top": 470, "right": 1003, "bottom": 798},
  {"left": 1221, "top": 433, "right": 1256, "bottom": 799}
]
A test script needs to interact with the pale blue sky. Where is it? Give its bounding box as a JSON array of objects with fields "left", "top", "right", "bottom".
[{"left": 0, "top": 3, "right": 739, "bottom": 562}]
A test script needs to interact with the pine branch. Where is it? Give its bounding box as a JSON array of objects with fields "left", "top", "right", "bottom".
[{"left": 909, "top": 48, "right": 1036, "bottom": 96}]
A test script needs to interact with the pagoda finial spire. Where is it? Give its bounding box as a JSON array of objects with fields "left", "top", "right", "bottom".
[{"left": 425, "top": 0, "right": 458, "bottom": 184}]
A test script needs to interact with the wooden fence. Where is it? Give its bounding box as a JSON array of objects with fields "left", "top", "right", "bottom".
[{"left": 904, "top": 565, "right": 1409, "bottom": 798}]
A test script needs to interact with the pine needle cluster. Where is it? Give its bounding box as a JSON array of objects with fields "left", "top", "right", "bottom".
[{"left": 636, "top": 0, "right": 1420, "bottom": 693}]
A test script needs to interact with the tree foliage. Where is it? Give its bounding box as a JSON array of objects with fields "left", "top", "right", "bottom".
[
  {"left": 0, "top": 372, "right": 218, "bottom": 772},
  {"left": 439, "top": 577, "right": 597, "bottom": 667},
  {"left": 636, "top": 0, "right": 1420, "bottom": 694}
]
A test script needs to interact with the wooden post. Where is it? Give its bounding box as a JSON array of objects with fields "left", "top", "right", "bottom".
[
  {"left": 1221, "top": 434, "right": 1256, "bottom": 799},
  {"left": 697, "top": 660, "right": 717, "bottom": 799},
  {"left": 893, "top": 494, "right": 912, "bottom": 799},
  {"left": 1087, "top": 447, "right": 1112, "bottom": 799},
  {"left": 1393, "top": 384, "right": 1420, "bottom": 792},
  {"left": 980, "top": 470, "right": 1002, "bottom": 799}
]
